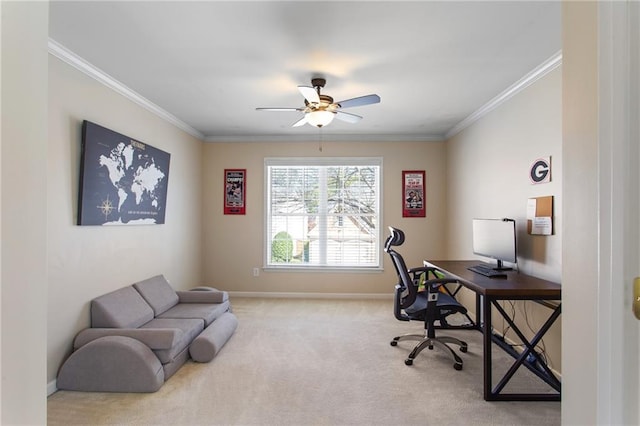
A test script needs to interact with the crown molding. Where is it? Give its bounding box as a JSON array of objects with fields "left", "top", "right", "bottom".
[
  {"left": 47, "top": 38, "right": 441, "bottom": 144},
  {"left": 445, "top": 50, "right": 563, "bottom": 140},
  {"left": 47, "top": 38, "right": 204, "bottom": 141},
  {"left": 203, "top": 133, "right": 445, "bottom": 143},
  {"left": 48, "top": 37, "right": 560, "bottom": 144}
]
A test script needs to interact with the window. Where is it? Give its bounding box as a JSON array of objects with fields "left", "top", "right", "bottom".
[{"left": 265, "top": 157, "right": 382, "bottom": 270}]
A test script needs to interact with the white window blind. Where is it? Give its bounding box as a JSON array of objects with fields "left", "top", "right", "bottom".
[{"left": 265, "top": 157, "right": 382, "bottom": 270}]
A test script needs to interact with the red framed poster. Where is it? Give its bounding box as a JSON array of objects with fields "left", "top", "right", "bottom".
[
  {"left": 402, "top": 170, "right": 425, "bottom": 217},
  {"left": 224, "top": 169, "right": 246, "bottom": 215}
]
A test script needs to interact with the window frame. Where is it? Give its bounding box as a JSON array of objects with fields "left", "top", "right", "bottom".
[{"left": 264, "top": 157, "right": 384, "bottom": 272}]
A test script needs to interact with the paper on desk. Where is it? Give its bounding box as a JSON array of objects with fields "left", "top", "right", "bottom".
[{"left": 532, "top": 217, "right": 552, "bottom": 235}]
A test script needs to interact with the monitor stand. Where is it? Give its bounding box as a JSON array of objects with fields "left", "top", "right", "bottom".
[{"left": 493, "top": 259, "right": 512, "bottom": 271}]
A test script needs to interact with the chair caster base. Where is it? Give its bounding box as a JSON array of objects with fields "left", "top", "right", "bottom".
[{"left": 405, "top": 358, "right": 413, "bottom": 366}]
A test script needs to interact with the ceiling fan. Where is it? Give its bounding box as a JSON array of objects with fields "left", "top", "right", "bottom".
[{"left": 256, "top": 78, "right": 381, "bottom": 128}]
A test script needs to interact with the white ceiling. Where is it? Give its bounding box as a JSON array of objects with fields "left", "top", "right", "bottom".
[{"left": 49, "top": 1, "right": 561, "bottom": 142}]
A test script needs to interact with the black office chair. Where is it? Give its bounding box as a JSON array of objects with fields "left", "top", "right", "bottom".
[{"left": 384, "top": 226, "right": 468, "bottom": 370}]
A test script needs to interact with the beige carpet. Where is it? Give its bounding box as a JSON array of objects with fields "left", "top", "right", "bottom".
[{"left": 48, "top": 298, "right": 560, "bottom": 425}]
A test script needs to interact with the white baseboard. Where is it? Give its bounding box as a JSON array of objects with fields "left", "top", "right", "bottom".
[
  {"left": 228, "top": 291, "right": 393, "bottom": 300},
  {"left": 47, "top": 379, "right": 58, "bottom": 396}
]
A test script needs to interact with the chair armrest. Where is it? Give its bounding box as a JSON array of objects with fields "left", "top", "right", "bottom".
[
  {"left": 408, "top": 266, "right": 457, "bottom": 287},
  {"left": 73, "top": 328, "right": 182, "bottom": 351},
  {"left": 424, "top": 277, "right": 460, "bottom": 289},
  {"left": 408, "top": 266, "right": 430, "bottom": 283},
  {"left": 176, "top": 290, "right": 228, "bottom": 304},
  {"left": 408, "top": 265, "right": 447, "bottom": 278}
]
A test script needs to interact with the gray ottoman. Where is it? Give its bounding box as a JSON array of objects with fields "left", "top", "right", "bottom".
[{"left": 189, "top": 312, "right": 238, "bottom": 362}]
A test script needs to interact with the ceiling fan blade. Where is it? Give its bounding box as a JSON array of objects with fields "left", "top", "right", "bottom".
[
  {"left": 335, "top": 111, "right": 362, "bottom": 124},
  {"left": 292, "top": 116, "right": 308, "bottom": 127},
  {"left": 256, "top": 107, "right": 303, "bottom": 112},
  {"left": 298, "top": 86, "right": 320, "bottom": 104},
  {"left": 336, "top": 94, "right": 381, "bottom": 109}
]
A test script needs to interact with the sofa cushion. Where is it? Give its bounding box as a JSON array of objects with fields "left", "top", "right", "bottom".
[
  {"left": 189, "top": 312, "right": 238, "bottom": 362},
  {"left": 91, "top": 286, "right": 155, "bottom": 329},
  {"left": 73, "top": 327, "right": 182, "bottom": 351},
  {"left": 161, "top": 345, "right": 191, "bottom": 381},
  {"left": 157, "top": 300, "right": 230, "bottom": 327},
  {"left": 133, "top": 275, "right": 179, "bottom": 316},
  {"left": 140, "top": 318, "right": 204, "bottom": 364},
  {"left": 176, "top": 289, "right": 229, "bottom": 304}
]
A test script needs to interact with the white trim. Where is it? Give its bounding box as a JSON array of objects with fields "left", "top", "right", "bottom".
[
  {"left": 204, "top": 133, "right": 444, "bottom": 143},
  {"left": 263, "top": 266, "right": 383, "bottom": 273},
  {"left": 597, "top": 2, "right": 640, "bottom": 425},
  {"left": 265, "top": 156, "right": 383, "bottom": 166},
  {"left": 445, "top": 50, "right": 563, "bottom": 139},
  {"left": 228, "top": 291, "right": 392, "bottom": 300},
  {"left": 47, "top": 38, "right": 204, "bottom": 141},
  {"left": 596, "top": 3, "right": 616, "bottom": 421},
  {"left": 47, "top": 380, "right": 57, "bottom": 396}
]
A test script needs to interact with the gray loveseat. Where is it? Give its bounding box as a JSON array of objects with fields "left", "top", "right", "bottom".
[{"left": 57, "top": 275, "right": 238, "bottom": 392}]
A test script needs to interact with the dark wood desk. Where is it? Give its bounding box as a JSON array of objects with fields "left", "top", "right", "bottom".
[{"left": 424, "top": 260, "right": 561, "bottom": 402}]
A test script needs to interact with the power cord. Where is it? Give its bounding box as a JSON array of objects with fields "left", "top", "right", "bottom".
[{"left": 496, "top": 300, "right": 550, "bottom": 369}]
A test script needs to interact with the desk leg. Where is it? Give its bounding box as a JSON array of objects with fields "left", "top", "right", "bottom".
[
  {"left": 476, "top": 292, "right": 482, "bottom": 328},
  {"left": 484, "top": 300, "right": 561, "bottom": 401},
  {"left": 492, "top": 301, "right": 562, "bottom": 396},
  {"left": 482, "top": 295, "right": 493, "bottom": 401}
]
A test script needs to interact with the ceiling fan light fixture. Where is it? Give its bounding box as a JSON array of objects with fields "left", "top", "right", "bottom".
[
  {"left": 306, "top": 110, "right": 335, "bottom": 128},
  {"left": 257, "top": 78, "right": 380, "bottom": 129}
]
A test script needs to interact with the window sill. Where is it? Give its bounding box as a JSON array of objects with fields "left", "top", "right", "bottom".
[{"left": 263, "top": 266, "right": 384, "bottom": 273}]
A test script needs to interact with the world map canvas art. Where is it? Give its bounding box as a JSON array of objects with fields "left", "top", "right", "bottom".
[{"left": 78, "top": 121, "right": 171, "bottom": 225}]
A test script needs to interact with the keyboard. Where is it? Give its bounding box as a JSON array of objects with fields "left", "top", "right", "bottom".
[{"left": 467, "top": 264, "right": 507, "bottom": 278}]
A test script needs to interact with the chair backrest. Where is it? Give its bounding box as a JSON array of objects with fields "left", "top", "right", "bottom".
[
  {"left": 385, "top": 226, "right": 467, "bottom": 326},
  {"left": 383, "top": 226, "right": 404, "bottom": 277},
  {"left": 384, "top": 227, "right": 419, "bottom": 313}
]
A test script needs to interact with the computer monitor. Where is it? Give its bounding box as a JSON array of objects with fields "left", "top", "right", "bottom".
[{"left": 472, "top": 218, "right": 517, "bottom": 270}]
